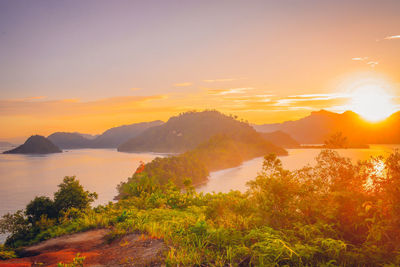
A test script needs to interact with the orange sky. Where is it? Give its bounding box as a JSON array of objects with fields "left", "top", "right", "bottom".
[{"left": 0, "top": 1, "right": 399, "bottom": 141}]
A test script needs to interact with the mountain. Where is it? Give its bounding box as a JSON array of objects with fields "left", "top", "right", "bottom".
[
  {"left": 91, "top": 121, "right": 164, "bottom": 148},
  {"left": 74, "top": 133, "right": 98, "bottom": 140},
  {"left": 0, "top": 141, "right": 14, "bottom": 147},
  {"left": 254, "top": 110, "right": 400, "bottom": 144},
  {"left": 48, "top": 121, "right": 163, "bottom": 149},
  {"left": 3, "top": 135, "right": 62, "bottom": 154},
  {"left": 259, "top": 131, "right": 300, "bottom": 148},
  {"left": 48, "top": 132, "right": 93, "bottom": 149},
  {"left": 118, "top": 110, "right": 287, "bottom": 154}
]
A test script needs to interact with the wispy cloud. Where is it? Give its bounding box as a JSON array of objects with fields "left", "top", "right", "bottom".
[
  {"left": 367, "top": 61, "right": 378, "bottom": 68},
  {"left": 289, "top": 93, "right": 350, "bottom": 100},
  {"left": 351, "top": 56, "right": 378, "bottom": 68},
  {"left": 384, "top": 35, "right": 400, "bottom": 40},
  {"left": 203, "top": 78, "right": 236, "bottom": 83},
  {"left": 206, "top": 87, "right": 253, "bottom": 95},
  {"left": 130, "top": 87, "right": 142, "bottom": 91},
  {"left": 174, "top": 82, "right": 192, "bottom": 87},
  {"left": 201, "top": 91, "right": 350, "bottom": 113},
  {"left": 352, "top": 57, "right": 368, "bottom": 61}
]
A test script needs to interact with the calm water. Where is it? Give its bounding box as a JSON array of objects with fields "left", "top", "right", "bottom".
[
  {"left": 198, "top": 145, "right": 400, "bottom": 193},
  {"left": 0, "top": 144, "right": 399, "bottom": 243},
  {"left": 0, "top": 148, "right": 160, "bottom": 242}
]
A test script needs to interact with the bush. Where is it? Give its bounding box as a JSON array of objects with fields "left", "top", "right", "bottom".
[
  {"left": 0, "top": 245, "right": 16, "bottom": 260},
  {"left": 26, "top": 196, "right": 57, "bottom": 223},
  {"left": 54, "top": 176, "right": 98, "bottom": 213}
]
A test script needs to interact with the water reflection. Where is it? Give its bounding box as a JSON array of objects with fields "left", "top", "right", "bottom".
[
  {"left": 363, "top": 157, "right": 387, "bottom": 191},
  {"left": 198, "top": 145, "right": 400, "bottom": 194}
]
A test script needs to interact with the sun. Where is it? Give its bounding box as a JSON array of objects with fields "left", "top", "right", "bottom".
[{"left": 348, "top": 84, "right": 397, "bottom": 122}]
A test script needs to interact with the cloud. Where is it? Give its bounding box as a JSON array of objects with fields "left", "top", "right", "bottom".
[
  {"left": 130, "top": 87, "right": 141, "bottom": 91},
  {"left": 206, "top": 87, "right": 253, "bottom": 95},
  {"left": 351, "top": 57, "right": 378, "bottom": 68},
  {"left": 384, "top": 35, "right": 400, "bottom": 40},
  {"left": 289, "top": 93, "right": 350, "bottom": 100},
  {"left": 203, "top": 78, "right": 236, "bottom": 83},
  {"left": 203, "top": 77, "right": 248, "bottom": 83},
  {"left": 173, "top": 82, "right": 192, "bottom": 87},
  {"left": 352, "top": 57, "right": 368, "bottom": 61},
  {"left": 367, "top": 61, "right": 379, "bottom": 68},
  {"left": 227, "top": 93, "right": 350, "bottom": 111}
]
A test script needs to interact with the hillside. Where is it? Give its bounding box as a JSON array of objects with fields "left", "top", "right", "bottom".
[
  {"left": 48, "top": 121, "right": 163, "bottom": 149},
  {"left": 259, "top": 131, "right": 300, "bottom": 148},
  {"left": 254, "top": 110, "right": 400, "bottom": 144},
  {"left": 118, "top": 110, "right": 279, "bottom": 153},
  {"left": 48, "top": 132, "right": 92, "bottom": 149},
  {"left": 117, "top": 133, "right": 286, "bottom": 197},
  {"left": 3, "top": 135, "right": 62, "bottom": 154},
  {"left": 186, "top": 134, "right": 286, "bottom": 172},
  {"left": 91, "top": 120, "right": 163, "bottom": 148}
]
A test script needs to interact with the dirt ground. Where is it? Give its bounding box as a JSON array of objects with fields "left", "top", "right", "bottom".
[{"left": 0, "top": 229, "right": 167, "bottom": 266}]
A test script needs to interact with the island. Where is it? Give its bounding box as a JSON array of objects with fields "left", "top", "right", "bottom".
[{"left": 3, "top": 135, "right": 62, "bottom": 154}]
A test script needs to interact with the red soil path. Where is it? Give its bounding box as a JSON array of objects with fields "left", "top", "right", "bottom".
[{"left": 0, "top": 229, "right": 166, "bottom": 266}]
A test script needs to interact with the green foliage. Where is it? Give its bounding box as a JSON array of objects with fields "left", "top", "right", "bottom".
[
  {"left": 3, "top": 150, "right": 400, "bottom": 266},
  {"left": 114, "top": 150, "right": 400, "bottom": 265},
  {"left": 0, "top": 210, "right": 29, "bottom": 236},
  {"left": 0, "top": 244, "right": 16, "bottom": 260},
  {"left": 57, "top": 253, "right": 85, "bottom": 267},
  {"left": 1, "top": 176, "right": 99, "bottom": 248},
  {"left": 54, "top": 176, "right": 98, "bottom": 212},
  {"left": 117, "top": 134, "right": 286, "bottom": 199},
  {"left": 26, "top": 196, "right": 57, "bottom": 223}
]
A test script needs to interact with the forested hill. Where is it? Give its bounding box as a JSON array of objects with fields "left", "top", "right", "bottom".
[
  {"left": 3, "top": 135, "right": 61, "bottom": 154},
  {"left": 118, "top": 110, "right": 279, "bottom": 153},
  {"left": 116, "top": 133, "right": 286, "bottom": 198}
]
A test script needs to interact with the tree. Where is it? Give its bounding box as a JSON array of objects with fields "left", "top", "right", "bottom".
[
  {"left": 26, "top": 196, "right": 57, "bottom": 223},
  {"left": 324, "top": 132, "right": 348, "bottom": 148},
  {"left": 54, "top": 176, "right": 98, "bottom": 213},
  {"left": 0, "top": 210, "right": 29, "bottom": 236}
]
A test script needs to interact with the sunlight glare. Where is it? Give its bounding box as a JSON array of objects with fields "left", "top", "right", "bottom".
[
  {"left": 348, "top": 84, "right": 397, "bottom": 122},
  {"left": 363, "top": 158, "right": 386, "bottom": 191}
]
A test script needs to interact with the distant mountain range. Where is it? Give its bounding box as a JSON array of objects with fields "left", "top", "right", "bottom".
[
  {"left": 7, "top": 109, "right": 398, "bottom": 153},
  {"left": 48, "top": 121, "right": 163, "bottom": 149},
  {"left": 3, "top": 135, "right": 61, "bottom": 154},
  {"left": 118, "top": 110, "right": 286, "bottom": 154},
  {"left": 254, "top": 110, "right": 400, "bottom": 144},
  {"left": 0, "top": 141, "right": 14, "bottom": 147}
]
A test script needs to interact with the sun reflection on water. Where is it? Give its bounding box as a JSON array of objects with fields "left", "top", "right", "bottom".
[{"left": 363, "top": 157, "right": 386, "bottom": 191}]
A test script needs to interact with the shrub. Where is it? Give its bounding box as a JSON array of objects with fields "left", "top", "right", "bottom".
[
  {"left": 54, "top": 176, "right": 98, "bottom": 213},
  {"left": 26, "top": 196, "right": 57, "bottom": 223}
]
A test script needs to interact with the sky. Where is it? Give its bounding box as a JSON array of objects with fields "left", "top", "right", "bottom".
[{"left": 0, "top": 0, "right": 400, "bottom": 141}]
